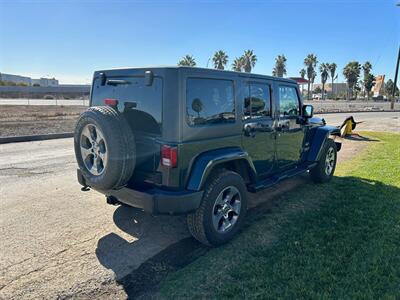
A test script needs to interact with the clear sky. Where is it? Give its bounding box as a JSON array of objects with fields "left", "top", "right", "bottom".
[{"left": 0, "top": 0, "right": 399, "bottom": 84}]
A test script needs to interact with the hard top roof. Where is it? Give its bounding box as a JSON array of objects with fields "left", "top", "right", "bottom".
[{"left": 94, "top": 66, "right": 296, "bottom": 84}]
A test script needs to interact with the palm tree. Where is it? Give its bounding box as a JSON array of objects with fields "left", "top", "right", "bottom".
[
  {"left": 319, "top": 63, "right": 329, "bottom": 100},
  {"left": 299, "top": 68, "right": 306, "bottom": 79},
  {"left": 362, "top": 61, "right": 372, "bottom": 99},
  {"left": 304, "top": 54, "right": 318, "bottom": 100},
  {"left": 364, "top": 73, "right": 375, "bottom": 100},
  {"left": 242, "top": 50, "right": 257, "bottom": 73},
  {"left": 232, "top": 57, "right": 244, "bottom": 72},
  {"left": 212, "top": 50, "right": 229, "bottom": 70},
  {"left": 328, "top": 63, "right": 337, "bottom": 99},
  {"left": 178, "top": 55, "right": 196, "bottom": 67},
  {"left": 311, "top": 70, "right": 317, "bottom": 95},
  {"left": 299, "top": 68, "right": 306, "bottom": 96},
  {"left": 343, "top": 61, "right": 361, "bottom": 99},
  {"left": 272, "top": 54, "right": 287, "bottom": 77}
]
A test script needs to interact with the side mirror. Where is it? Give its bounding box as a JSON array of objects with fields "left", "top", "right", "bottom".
[{"left": 302, "top": 105, "right": 314, "bottom": 118}]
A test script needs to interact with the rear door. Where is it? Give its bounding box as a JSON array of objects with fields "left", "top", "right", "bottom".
[
  {"left": 275, "top": 84, "right": 305, "bottom": 170},
  {"left": 90, "top": 73, "right": 163, "bottom": 181},
  {"left": 242, "top": 80, "right": 275, "bottom": 177}
]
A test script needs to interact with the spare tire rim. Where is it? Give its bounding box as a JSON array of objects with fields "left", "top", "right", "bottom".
[
  {"left": 325, "top": 147, "right": 335, "bottom": 175},
  {"left": 212, "top": 186, "right": 241, "bottom": 233},
  {"left": 80, "top": 124, "right": 108, "bottom": 176}
]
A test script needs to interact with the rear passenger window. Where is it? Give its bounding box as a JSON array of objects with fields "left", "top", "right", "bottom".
[
  {"left": 186, "top": 78, "right": 235, "bottom": 126},
  {"left": 244, "top": 83, "right": 271, "bottom": 119},
  {"left": 278, "top": 86, "right": 300, "bottom": 117}
]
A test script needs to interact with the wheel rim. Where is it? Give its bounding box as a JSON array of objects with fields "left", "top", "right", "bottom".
[
  {"left": 325, "top": 147, "right": 335, "bottom": 176},
  {"left": 80, "top": 124, "right": 108, "bottom": 176},
  {"left": 212, "top": 186, "right": 242, "bottom": 233}
]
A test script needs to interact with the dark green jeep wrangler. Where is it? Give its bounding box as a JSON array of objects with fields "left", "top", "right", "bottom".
[{"left": 74, "top": 67, "right": 341, "bottom": 246}]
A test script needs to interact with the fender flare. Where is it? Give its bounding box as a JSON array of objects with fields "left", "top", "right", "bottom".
[
  {"left": 186, "top": 147, "right": 257, "bottom": 191},
  {"left": 307, "top": 125, "right": 341, "bottom": 162}
]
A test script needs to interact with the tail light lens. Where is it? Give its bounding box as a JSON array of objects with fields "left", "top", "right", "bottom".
[
  {"left": 161, "top": 145, "right": 177, "bottom": 168},
  {"left": 104, "top": 98, "right": 119, "bottom": 106}
]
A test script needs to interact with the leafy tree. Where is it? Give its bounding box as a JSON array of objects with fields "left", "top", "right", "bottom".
[
  {"left": 362, "top": 61, "right": 373, "bottom": 99},
  {"left": 319, "top": 63, "right": 329, "bottom": 100},
  {"left": 272, "top": 54, "right": 287, "bottom": 77},
  {"left": 314, "top": 86, "right": 322, "bottom": 94},
  {"left": 364, "top": 73, "right": 375, "bottom": 100},
  {"left": 178, "top": 55, "right": 196, "bottom": 67},
  {"left": 242, "top": 50, "right": 257, "bottom": 73},
  {"left": 304, "top": 54, "right": 318, "bottom": 100},
  {"left": 299, "top": 68, "right": 306, "bottom": 79},
  {"left": 384, "top": 79, "right": 399, "bottom": 97},
  {"left": 212, "top": 50, "right": 228, "bottom": 70},
  {"left": 232, "top": 57, "right": 244, "bottom": 72},
  {"left": 327, "top": 63, "right": 337, "bottom": 99},
  {"left": 343, "top": 61, "right": 361, "bottom": 99}
]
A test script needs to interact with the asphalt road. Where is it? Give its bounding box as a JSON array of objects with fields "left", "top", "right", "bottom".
[
  {"left": 316, "top": 111, "right": 399, "bottom": 132},
  {"left": 0, "top": 111, "right": 398, "bottom": 299}
]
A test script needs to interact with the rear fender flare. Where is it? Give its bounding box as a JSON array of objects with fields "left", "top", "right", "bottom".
[{"left": 186, "top": 148, "right": 256, "bottom": 191}]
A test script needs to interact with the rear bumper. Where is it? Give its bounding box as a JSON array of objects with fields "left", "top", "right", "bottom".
[{"left": 77, "top": 169, "right": 203, "bottom": 215}]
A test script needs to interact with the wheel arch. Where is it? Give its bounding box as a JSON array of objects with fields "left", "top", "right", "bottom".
[
  {"left": 186, "top": 147, "right": 257, "bottom": 191},
  {"left": 307, "top": 125, "right": 341, "bottom": 162}
]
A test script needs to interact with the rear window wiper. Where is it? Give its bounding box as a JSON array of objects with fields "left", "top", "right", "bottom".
[{"left": 106, "top": 79, "right": 131, "bottom": 86}]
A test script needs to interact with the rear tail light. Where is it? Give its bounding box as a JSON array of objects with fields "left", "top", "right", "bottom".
[
  {"left": 104, "top": 98, "right": 119, "bottom": 106},
  {"left": 161, "top": 145, "right": 177, "bottom": 168}
]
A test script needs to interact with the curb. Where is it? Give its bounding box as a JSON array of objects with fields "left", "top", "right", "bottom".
[{"left": 0, "top": 132, "right": 74, "bottom": 144}]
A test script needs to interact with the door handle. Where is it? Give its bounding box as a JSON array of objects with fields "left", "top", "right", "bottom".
[
  {"left": 244, "top": 124, "right": 256, "bottom": 137},
  {"left": 277, "top": 122, "right": 290, "bottom": 132}
]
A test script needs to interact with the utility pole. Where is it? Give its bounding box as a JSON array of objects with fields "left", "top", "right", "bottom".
[{"left": 391, "top": 45, "right": 400, "bottom": 110}]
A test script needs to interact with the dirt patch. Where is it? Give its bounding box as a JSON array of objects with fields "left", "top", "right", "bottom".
[{"left": 0, "top": 105, "right": 85, "bottom": 137}]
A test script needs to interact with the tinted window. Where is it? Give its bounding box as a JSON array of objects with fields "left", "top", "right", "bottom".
[
  {"left": 91, "top": 76, "right": 163, "bottom": 126},
  {"left": 186, "top": 78, "right": 235, "bottom": 126},
  {"left": 278, "top": 86, "right": 300, "bottom": 117},
  {"left": 244, "top": 83, "right": 271, "bottom": 118}
]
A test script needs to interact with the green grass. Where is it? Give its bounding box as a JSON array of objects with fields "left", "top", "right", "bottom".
[{"left": 159, "top": 132, "right": 400, "bottom": 299}]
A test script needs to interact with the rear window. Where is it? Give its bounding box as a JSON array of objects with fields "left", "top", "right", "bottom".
[
  {"left": 91, "top": 76, "right": 163, "bottom": 126},
  {"left": 186, "top": 78, "right": 235, "bottom": 126}
]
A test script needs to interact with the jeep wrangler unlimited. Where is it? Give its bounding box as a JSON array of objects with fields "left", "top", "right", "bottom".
[{"left": 74, "top": 67, "right": 341, "bottom": 246}]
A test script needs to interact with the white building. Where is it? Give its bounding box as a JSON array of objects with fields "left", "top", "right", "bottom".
[
  {"left": 0, "top": 72, "right": 59, "bottom": 87},
  {"left": 31, "top": 77, "right": 59, "bottom": 87},
  {"left": 0, "top": 73, "right": 32, "bottom": 85}
]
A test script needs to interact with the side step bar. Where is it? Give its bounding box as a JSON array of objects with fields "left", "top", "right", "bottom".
[{"left": 248, "top": 162, "right": 317, "bottom": 193}]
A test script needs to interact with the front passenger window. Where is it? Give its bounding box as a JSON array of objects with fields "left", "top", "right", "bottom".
[
  {"left": 244, "top": 83, "right": 271, "bottom": 119},
  {"left": 278, "top": 86, "right": 300, "bottom": 117}
]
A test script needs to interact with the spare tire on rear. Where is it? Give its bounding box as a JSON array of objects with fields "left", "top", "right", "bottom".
[{"left": 74, "top": 106, "right": 135, "bottom": 190}]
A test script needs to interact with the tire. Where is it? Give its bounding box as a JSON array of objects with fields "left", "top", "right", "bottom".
[
  {"left": 310, "top": 138, "right": 337, "bottom": 183},
  {"left": 187, "top": 170, "right": 248, "bottom": 246},
  {"left": 74, "top": 106, "right": 135, "bottom": 190}
]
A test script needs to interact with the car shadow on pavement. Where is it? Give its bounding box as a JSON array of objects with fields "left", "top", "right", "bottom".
[
  {"left": 95, "top": 205, "right": 206, "bottom": 299},
  {"left": 95, "top": 175, "right": 311, "bottom": 299},
  {"left": 95, "top": 206, "right": 191, "bottom": 296}
]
